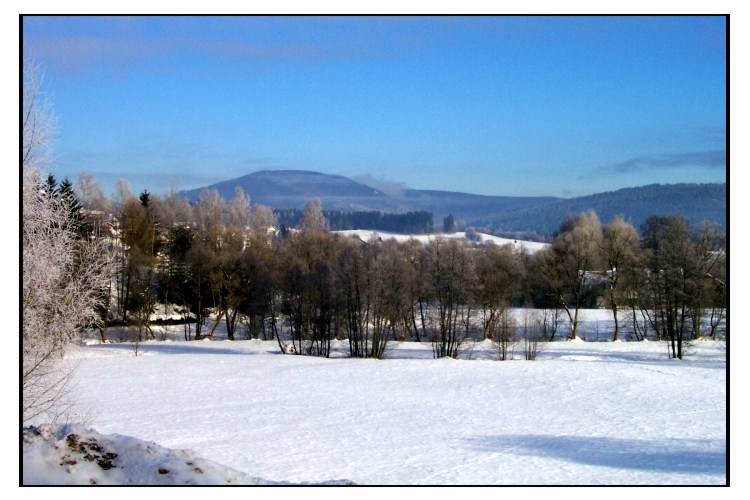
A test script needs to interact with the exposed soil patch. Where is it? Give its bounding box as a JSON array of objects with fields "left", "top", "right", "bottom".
[{"left": 65, "top": 433, "right": 118, "bottom": 470}]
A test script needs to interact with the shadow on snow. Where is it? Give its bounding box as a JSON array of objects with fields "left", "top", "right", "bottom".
[
  {"left": 465, "top": 434, "right": 726, "bottom": 476},
  {"left": 83, "top": 342, "right": 276, "bottom": 356}
]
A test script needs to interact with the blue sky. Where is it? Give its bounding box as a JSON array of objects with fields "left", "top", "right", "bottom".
[{"left": 22, "top": 15, "right": 726, "bottom": 198}]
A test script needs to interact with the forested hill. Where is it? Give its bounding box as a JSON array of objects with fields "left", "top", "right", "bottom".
[
  {"left": 180, "top": 169, "right": 560, "bottom": 220},
  {"left": 180, "top": 172, "right": 725, "bottom": 235},
  {"left": 180, "top": 170, "right": 388, "bottom": 206},
  {"left": 179, "top": 170, "right": 561, "bottom": 225},
  {"left": 472, "top": 183, "right": 726, "bottom": 234}
]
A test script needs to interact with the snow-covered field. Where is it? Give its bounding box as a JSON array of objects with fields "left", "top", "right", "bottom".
[
  {"left": 334, "top": 230, "right": 549, "bottom": 254},
  {"left": 23, "top": 309, "right": 726, "bottom": 486}
]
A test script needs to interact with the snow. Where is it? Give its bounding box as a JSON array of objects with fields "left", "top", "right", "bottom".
[
  {"left": 22, "top": 316, "right": 726, "bottom": 485},
  {"left": 22, "top": 424, "right": 275, "bottom": 485},
  {"left": 333, "top": 230, "right": 549, "bottom": 254}
]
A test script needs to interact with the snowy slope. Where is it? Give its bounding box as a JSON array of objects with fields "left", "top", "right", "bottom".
[
  {"left": 25, "top": 334, "right": 726, "bottom": 486},
  {"left": 334, "top": 230, "right": 549, "bottom": 254},
  {"left": 23, "top": 424, "right": 276, "bottom": 485}
]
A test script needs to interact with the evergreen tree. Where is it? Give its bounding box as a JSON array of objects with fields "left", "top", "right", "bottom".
[
  {"left": 139, "top": 189, "right": 151, "bottom": 208},
  {"left": 58, "top": 177, "right": 91, "bottom": 237},
  {"left": 44, "top": 173, "right": 58, "bottom": 198},
  {"left": 443, "top": 214, "right": 456, "bottom": 233}
]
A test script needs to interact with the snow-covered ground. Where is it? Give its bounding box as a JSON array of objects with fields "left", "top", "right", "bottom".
[
  {"left": 23, "top": 424, "right": 278, "bottom": 485},
  {"left": 23, "top": 312, "right": 726, "bottom": 486},
  {"left": 334, "top": 230, "right": 549, "bottom": 254}
]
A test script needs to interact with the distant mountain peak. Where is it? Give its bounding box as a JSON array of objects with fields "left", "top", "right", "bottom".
[{"left": 180, "top": 170, "right": 387, "bottom": 205}]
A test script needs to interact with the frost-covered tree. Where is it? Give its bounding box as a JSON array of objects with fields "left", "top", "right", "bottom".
[
  {"left": 23, "top": 61, "right": 54, "bottom": 174},
  {"left": 225, "top": 186, "right": 251, "bottom": 231},
  {"left": 75, "top": 171, "right": 110, "bottom": 237},
  {"left": 248, "top": 204, "right": 277, "bottom": 237},
  {"left": 23, "top": 60, "right": 114, "bottom": 424},
  {"left": 300, "top": 198, "right": 328, "bottom": 232}
]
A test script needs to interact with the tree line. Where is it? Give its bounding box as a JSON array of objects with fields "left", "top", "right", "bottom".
[
  {"left": 62, "top": 174, "right": 727, "bottom": 362},
  {"left": 273, "top": 208, "right": 434, "bottom": 234}
]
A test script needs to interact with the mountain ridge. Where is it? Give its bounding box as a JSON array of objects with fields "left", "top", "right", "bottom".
[
  {"left": 477, "top": 182, "right": 726, "bottom": 233},
  {"left": 179, "top": 170, "right": 726, "bottom": 234}
]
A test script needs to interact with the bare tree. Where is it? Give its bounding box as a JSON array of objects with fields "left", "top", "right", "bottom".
[
  {"left": 213, "top": 187, "right": 252, "bottom": 340},
  {"left": 475, "top": 243, "right": 522, "bottom": 340},
  {"left": 532, "top": 211, "right": 603, "bottom": 339},
  {"left": 493, "top": 306, "right": 517, "bottom": 360},
  {"left": 335, "top": 239, "right": 372, "bottom": 358},
  {"left": 23, "top": 60, "right": 114, "bottom": 424},
  {"left": 401, "top": 239, "right": 429, "bottom": 342},
  {"left": 236, "top": 234, "right": 279, "bottom": 343},
  {"left": 279, "top": 231, "right": 340, "bottom": 356},
  {"left": 537, "top": 306, "right": 563, "bottom": 341},
  {"left": 520, "top": 309, "right": 546, "bottom": 361},
  {"left": 693, "top": 223, "right": 726, "bottom": 340},
  {"left": 116, "top": 191, "right": 160, "bottom": 336},
  {"left": 427, "top": 239, "right": 477, "bottom": 358},
  {"left": 641, "top": 215, "right": 699, "bottom": 359},
  {"left": 110, "top": 179, "right": 136, "bottom": 322},
  {"left": 602, "top": 216, "right": 642, "bottom": 341},
  {"left": 188, "top": 189, "right": 227, "bottom": 339},
  {"left": 368, "top": 240, "right": 412, "bottom": 358}
]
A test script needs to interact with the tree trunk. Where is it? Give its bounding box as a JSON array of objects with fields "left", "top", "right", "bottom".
[
  {"left": 207, "top": 309, "right": 226, "bottom": 340},
  {"left": 559, "top": 297, "right": 575, "bottom": 339},
  {"left": 225, "top": 308, "right": 239, "bottom": 341},
  {"left": 611, "top": 298, "right": 620, "bottom": 341}
]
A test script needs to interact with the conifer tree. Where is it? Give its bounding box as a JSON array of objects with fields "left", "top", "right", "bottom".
[{"left": 58, "top": 177, "right": 91, "bottom": 237}]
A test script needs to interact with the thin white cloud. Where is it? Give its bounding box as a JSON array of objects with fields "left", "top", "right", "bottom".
[
  {"left": 21, "top": 16, "right": 536, "bottom": 79},
  {"left": 602, "top": 150, "right": 726, "bottom": 174}
]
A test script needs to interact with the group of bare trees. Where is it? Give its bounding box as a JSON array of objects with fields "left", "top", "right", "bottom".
[
  {"left": 270, "top": 231, "right": 534, "bottom": 359},
  {"left": 639, "top": 215, "right": 726, "bottom": 358},
  {"left": 50, "top": 170, "right": 728, "bottom": 365},
  {"left": 66, "top": 181, "right": 539, "bottom": 359},
  {"left": 530, "top": 210, "right": 726, "bottom": 358},
  {"left": 105, "top": 185, "right": 279, "bottom": 342}
]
